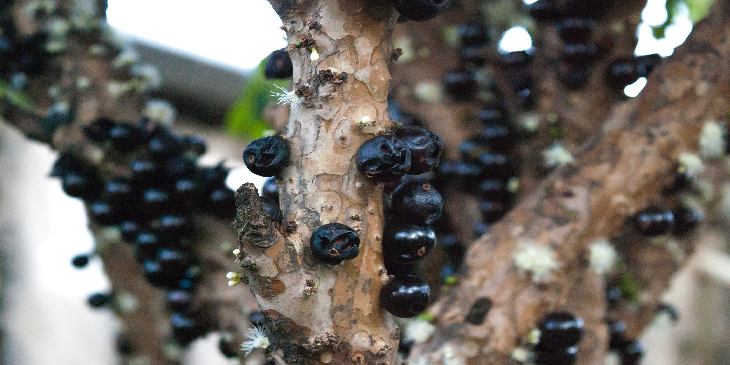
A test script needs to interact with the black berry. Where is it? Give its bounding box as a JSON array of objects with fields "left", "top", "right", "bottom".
[
  {"left": 71, "top": 254, "right": 91, "bottom": 268},
  {"left": 61, "top": 171, "right": 100, "bottom": 200},
  {"left": 380, "top": 275, "right": 430, "bottom": 318},
  {"left": 391, "top": 0, "right": 450, "bottom": 22},
  {"left": 527, "top": 0, "right": 561, "bottom": 21},
  {"left": 262, "top": 178, "right": 279, "bottom": 202},
  {"left": 310, "top": 223, "right": 361, "bottom": 265},
  {"left": 87, "top": 292, "right": 112, "bottom": 308},
  {"left": 207, "top": 187, "right": 236, "bottom": 218},
  {"left": 264, "top": 48, "right": 293, "bottom": 79},
  {"left": 619, "top": 340, "right": 644, "bottom": 365},
  {"left": 672, "top": 205, "right": 703, "bottom": 235},
  {"left": 166, "top": 289, "right": 194, "bottom": 311},
  {"left": 88, "top": 200, "right": 123, "bottom": 226},
  {"left": 383, "top": 224, "right": 436, "bottom": 264},
  {"left": 457, "top": 22, "right": 488, "bottom": 46},
  {"left": 242, "top": 136, "right": 290, "bottom": 177},
  {"left": 443, "top": 69, "right": 477, "bottom": 100},
  {"left": 390, "top": 181, "right": 443, "bottom": 225},
  {"left": 607, "top": 319, "right": 628, "bottom": 351},
  {"left": 556, "top": 18, "right": 594, "bottom": 43},
  {"left": 536, "top": 312, "right": 584, "bottom": 350},
  {"left": 606, "top": 58, "right": 638, "bottom": 89},
  {"left": 260, "top": 196, "right": 283, "bottom": 223},
  {"left": 356, "top": 135, "right": 412, "bottom": 183},
  {"left": 478, "top": 199, "right": 509, "bottom": 223},
  {"left": 395, "top": 126, "right": 442, "bottom": 174},
  {"left": 634, "top": 206, "right": 674, "bottom": 236},
  {"left": 477, "top": 152, "right": 517, "bottom": 178},
  {"left": 534, "top": 346, "right": 578, "bottom": 365}
]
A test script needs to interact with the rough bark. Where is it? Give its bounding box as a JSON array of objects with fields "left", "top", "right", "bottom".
[
  {"left": 408, "top": 5, "right": 730, "bottom": 363},
  {"left": 233, "top": 0, "right": 399, "bottom": 363}
]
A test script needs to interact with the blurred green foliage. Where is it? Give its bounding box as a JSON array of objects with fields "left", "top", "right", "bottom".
[
  {"left": 653, "top": 0, "right": 714, "bottom": 39},
  {"left": 0, "top": 81, "right": 33, "bottom": 112},
  {"left": 225, "top": 59, "right": 287, "bottom": 141}
]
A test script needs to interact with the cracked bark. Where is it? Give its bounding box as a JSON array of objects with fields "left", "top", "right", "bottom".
[
  {"left": 408, "top": 4, "right": 730, "bottom": 363},
  {"left": 233, "top": 0, "right": 400, "bottom": 363}
]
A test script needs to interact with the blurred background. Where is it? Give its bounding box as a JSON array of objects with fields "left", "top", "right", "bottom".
[{"left": 0, "top": 0, "right": 726, "bottom": 364}]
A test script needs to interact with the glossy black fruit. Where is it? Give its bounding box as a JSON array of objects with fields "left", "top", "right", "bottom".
[
  {"left": 478, "top": 107, "right": 508, "bottom": 125},
  {"left": 142, "top": 188, "right": 171, "bottom": 214},
  {"left": 87, "top": 292, "right": 112, "bottom": 308},
  {"left": 356, "top": 135, "right": 412, "bottom": 182},
  {"left": 142, "top": 260, "right": 187, "bottom": 287},
  {"left": 156, "top": 248, "right": 192, "bottom": 272},
  {"left": 170, "top": 312, "right": 202, "bottom": 345},
  {"left": 619, "top": 340, "right": 644, "bottom": 365},
  {"left": 83, "top": 117, "right": 116, "bottom": 143},
  {"left": 443, "top": 69, "right": 477, "bottom": 100},
  {"left": 478, "top": 199, "right": 509, "bottom": 223},
  {"left": 310, "top": 223, "right": 361, "bottom": 264},
  {"left": 88, "top": 200, "right": 123, "bottom": 225},
  {"left": 242, "top": 136, "right": 290, "bottom": 177},
  {"left": 134, "top": 230, "right": 164, "bottom": 255},
  {"left": 119, "top": 220, "right": 141, "bottom": 242},
  {"left": 260, "top": 197, "right": 283, "bottom": 223},
  {"left": 634, "top": 206, "right": 674, "bottom": 236},
  {"left": 103, "top": 178, "right": 134, "bottom": 203},
  {"left": 391, "top": 0, "right": 450, "bottom": 21},
  {"left": 527, "top": 0, "right": 561, "bottom": 21},
  {"left": 458, "top": 137, "right": 489, "bottom": 162},
  {"left": 478, "top": 123, "right": 516, "bottom": 151},
  {"left": 71, "top": 254, "right": 91, "bottom": 268},
  {"left": 536, "top": 312, "right": 584, "bottom": 350},
  {"left": 558, "top": 63, "right": 590, "bottom": 90},
  {"left": 130, "top": 159, "right": 162, "bottom": 185},
  {"left": 556, "top": 18, "right": 595, "bottom": 43},
  {"left": 262, "top": 178, "right": 279, "bottom": 202},
  {"left": 635, "top": 54, "right": 661, "bottom": 77},
  {"left": 672, "top": 205, "right": 703, "bottom": 235},
  {"left": 380, "top": 275, "right": 430, "bottom": 318},
  {"left": 606, "top": 58, "right": 638, "bottom": 89},
  {"left": 460, "top": 46, "right": 487, "bottom": 67},
  {"left": 108, "top": 123, "right": 144, "bottom": 151},
  {"left": 473, "top": 220, "right": 490, "bottom": 238},
  {"left": 264, "top": 48, "right": 293, "bottom": 79},
  {"left": 148, "top": 130, "right": 183, "bottom": 159},
  {"left": 62, "top": 172, "right": 100, "bottom": 200},
  {"left": 534, "top": 346, "right": 578, "bottom": 365},
  {"left": 218, "top": 337, "right": 239, "bottom": 358},
  {"left": 607, "top": 319, "right": 628, "bottom": 351},
  {"left": 561, "top": 42, "right": 598, "bottom": 63},
  {"left": 500, "top": 50, "right": 533, "bottom": 68},
  {"left": 390, "top": 181, "right": 443, "bottom": 225},
  {"left": 478, "top": 178, "right": 513, "bottom": 202},
  {"left": 208, "top": 187, "right": 236, "bottom": 218},
  {"left": 395, "top": 126, "right": 442, "bottom": 174},
  {"left": 477, "top": 152, "right": 517, "bottom": 177},
  {"left": 155, "top": 214, "right": 191, "bottom": 239},
  {"left": 166, "top": 289, "right": 194, "bottom": 311},
  {"left": 457, "top": 22, "right": 488, "bottom": 46},
  {"left": 383, "top": 224, "right": 436, "bottom": 263}
]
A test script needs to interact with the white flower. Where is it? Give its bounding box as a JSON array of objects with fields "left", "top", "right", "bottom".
[
  {"left": 511, "top": 347, "right": 530, "bottom": 362},
  {"left": 543, "top": 143, "right": 575, "bottom": 169},
  {"left": 513, "top": 243, "right": 559, "bottom": 283},
  {"left": 226, "top": 272, "right": 242, "bottom": 287},
  {"left": 241, "top": 326, "right": 270, "bottom": 355},
  {"left": 144, "top": 99, "right": 176, "bottom": 126},
  {"left": 677, "top": 152, "right": 704, "bottom": 176},
  {"left": 404, "top": 319, "right": 436, "bottom": 344},
  {"left": 588, "top": 238, "right": 617, "bottom": 274},
  {"left": 131, "top": 64, "right": 162, "bottom": 91},
  {"left": 309, "top": 48, "right": 320, "bottom": 61},
  {"left": 271, "top": 85, "right": 301, "bottom": 110},
  {"left": 113, "top": 49, "right": 139, "bottom": 69},
  {"left": 699, "top": 121, "right": 725, "bottom": 159}
]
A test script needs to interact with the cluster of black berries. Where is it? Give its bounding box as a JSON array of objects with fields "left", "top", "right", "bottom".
[
  {"left": 0, "top": 5, "right": 49, "bottom": 79},
  {"left": 355, "top": 126, "right": 443, "bottom": 318},
  {"left": 527, "top": 0, "right": 613, "bottom": 21},
  {"left": 391, "top": 0, "right": 450, "bottom": 22},
  {"left": 555, "top": 18, "right": 599, "bottom": 89},
  {"left": 442, "top": 22, "right": 490, "bottom": 101},
  {"left": 606, "top": 54, "right": 662, "bottom": 91},
  {"left": 53, "top": 117, "right": 238, "bottom": 347},
  {"left": 500, "top": 49, "right": 537, "bottom": 109},
  {"left": 436, "top": 100, "right": 521, "bottom": 239},
  {"left": 533, "top": 312, "right": 584, "bottom": 365}
]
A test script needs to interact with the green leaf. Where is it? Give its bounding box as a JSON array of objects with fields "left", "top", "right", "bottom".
[
  {"left": 0, "top": 80, "right": 34, "bottom": 111},
  {"left": 618, "top": 271, "right": 641, "bottom": 303},
  {"left": 685, "top": 0, "right": 714, "bottom": 22},
  {"left": 225, "top": 60, "right": 288, "bottom": 140}
]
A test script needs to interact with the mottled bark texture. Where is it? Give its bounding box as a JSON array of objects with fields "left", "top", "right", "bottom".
[
  {"left": 408, "top": 4, "right": 730, "bottom": 363},
  {"left": 1, "top": 1, "right": 254, "bottom": 364},
  {"left": 234, "top": 0, "right": 400, "bottom": 364}
]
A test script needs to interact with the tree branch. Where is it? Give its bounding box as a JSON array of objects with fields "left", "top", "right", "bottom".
[{"left": 409, "top": 8, "right": 730, "bottom": 362}]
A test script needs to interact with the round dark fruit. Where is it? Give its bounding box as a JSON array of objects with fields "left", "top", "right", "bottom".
[
  {"left": 443, "top": 69, "right": 477, "bottom": 100},
  {"left": 477, "top": 152, "right": 517, "bottom": 178},
  {"left": 208, "top": 187, "right": 236, "bottom": 219},
  {"left": 390, "top": 181, "right": 443, "bottom": 225},
  {"left": 61, "top": 172, "right": 100, "bottom": 200},
  {"left": 71, "top": 254, "right": 91, "bottom": 268},
  {"left": 456, "top": 22, "right": 488, "bottom": 46},
  {"left": 478, "top": 199, "right": 509, "bottom": 223},
  {"left": 561, "top": 42, "right": 598, "bottom": 63},
  {"left": 87, "top": 292, "right": 111, "bottom": 308},
  {"left": 264, "top": 48, "right": 293, "bottom": 79},
  {"left": 108, "top": 123, "right": 143, "bottom": 151},
  {"left": 534, "top": 346, "right": 578, "bottom": 365},
  {"left": 634, "top": 206, "right": 674, "bottom": 236},
  {"left": 606, "top": 58, "right": 638, "bottom": 89},
  {"left": 619, "top": 340, "right": 644, "bottom": 365},
  {"left": 262, "top": 178, "right": 279, "bottom": 202},
  {"left": 556, "top": 18, "right": 595, "bottom": 43},
  {"left": 391, "top": 0, "right": 450, "bottom": 22},
  {"left": 310, "top": 223, "right": 360, "bottom": 265},
  {"left": 380, "top": 275, "right": 430, "bottom": 318},
  {"left": 260, "top": 197, "right": 283, "bottom": 223},
  {"left": 383, "top": 224, "right": 436, "bottom": 264},
  {"left": 536, "top": 312, "right": 584, "bottom": 350},
  {"left": 88, "top": 200, "right": 123, "bottom": 226},
  {"left": 607, "top": 319, "right": 628, "bottom": 351},
  {"left": 356, "top": 135, "right": 412, "bottom": 183},
  {"left": 395, "top": 126, "right": 442, "bottom": 174},
  {"left": 672, "top": 205, "right": 703, "bottom": 235},
  {"left": 242, "top": 136, "right": 290, "bottom": 177},
  {"left": 527, "top": 0, "right": 561, "bottom": 21}
]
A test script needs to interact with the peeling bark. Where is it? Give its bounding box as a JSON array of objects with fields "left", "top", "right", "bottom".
[{"left": 234, "top": 0, "right": 399, "bottom": 363}]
